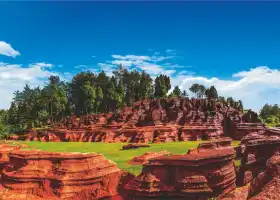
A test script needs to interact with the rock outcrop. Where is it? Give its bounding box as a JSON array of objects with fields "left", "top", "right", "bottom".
[
  {"left": 11, "top": 97, "right": 264, "bottom": 143},
  {"left": 225, "top": 110, "right": 265, "bottom": 140},
  {"left": 2, "top": 150, "right": 123, "bottom": 199},
  {"left": 248, "top": 153, "right": 280, "bottom": 200},
  {"left": 11, "top": 98, "right": 264, "bottom": 143},
  {"left": 128, "top": 151, "right": 171, "bottom": 165},
  {"left": 237, "top": 130, "right": 280, "bottom": 185},
  {"left": 122, "top": 143, "right": 150, "bottom": 150},
  {"left": 124, "top": 139, "right": 236, "bottom": 200}
]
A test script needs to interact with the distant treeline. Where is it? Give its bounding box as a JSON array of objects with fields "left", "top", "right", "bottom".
[
  {"left": 260, "top": 104, "right": 280, "bottom": 127},
  {"left": 0, "top": 65, "right": 244, "bottom": 137}
]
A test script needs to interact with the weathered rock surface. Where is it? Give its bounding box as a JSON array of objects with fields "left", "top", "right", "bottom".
[
  {"left": 1, "top": 150, "right": 123, "bottom": 199},
  {"left": 225, "top": 109, "right": 265, "bottom": 140},
  {"left": 237, "top": 131, "right": 280, "bottom": 186},
  {"left": 128, "top": 151, "right": 171, "bottom": 165},
  {"left": 0, "top": 144, "right": 22, "bottom": 171},
  {"left": 124, "top": 139, "right": 236, "bottom": 200},
  {"left": 11, "top": 97, "right": 264, "bottom": 143},
  {"left": 248, "top": 153, "right": 280, "bottom": 200},
  {"left": 122, "top": 143, "right": 150, "bottom": 150}
]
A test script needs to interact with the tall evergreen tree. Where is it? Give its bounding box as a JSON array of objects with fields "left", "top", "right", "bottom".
[
  {"left": 205, "top": 86, "right": 218, "bottom": 99},
  {"left": 82, "top": 81, "right": 96, "bottom": 114},
  {"left": 154, "top": 75, "right": 171, "bottom": 98},
  {"left": 173, "top": 86, "right": 182, "bottom": 97},
  {"left": 95, "top": 86, "right": 103, "bottom": 113}
]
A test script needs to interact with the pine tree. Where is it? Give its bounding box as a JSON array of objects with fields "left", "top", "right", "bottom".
[
  {"left": 205, "top": 86, "right": 218, "bottom": 99},
  {"left": 173, "top": 86, "right": 182, "bottom": 97}
]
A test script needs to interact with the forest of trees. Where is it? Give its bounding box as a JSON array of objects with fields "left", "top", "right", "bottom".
[
  {"left": 0, "top": 64, "right": 245, "bottom": 138},
  {"left": 259, "top": 104, "right": 280, "bottom": 127}
]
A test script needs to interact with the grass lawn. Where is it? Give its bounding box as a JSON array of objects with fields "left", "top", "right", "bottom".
[{"left": 18, "top": 140, "right": 241, "bottom": 175}]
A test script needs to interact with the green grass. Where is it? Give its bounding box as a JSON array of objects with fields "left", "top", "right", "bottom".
[
  {"left": 18, "top": 140, "right": 241, "bottom": 175},
  {"left": 232, "top": 140, "right": 241, "bottom": 147},
  {"left": 234, "top": 159, "right": 241, "bottom": 168}
]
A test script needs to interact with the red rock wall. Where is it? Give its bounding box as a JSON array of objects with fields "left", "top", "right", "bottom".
[{"left": 10, "top": 98, "right": 266, "bottom": 143}]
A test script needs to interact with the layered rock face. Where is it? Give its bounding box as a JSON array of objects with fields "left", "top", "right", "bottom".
[
  {"left": 1, "top": 150, "right": 123, "bottom": 199},
  {"left": 248, "top": 153, "right": 280, "bottom": 200},
  {"left": 128, "top": 150, "right": 171, "bottom": 165},
  {"left": 225, "top": 110, "right": 265, "bottom": 140},
  {"left": 124, "top": 139, "right": 236, "bottom": 200},
  {"left": 13, "top": 97, "right": 263, "bottom": 143},
  {"left": 0, "top": 144, "right": 22, "bottom": 171},
  {"left": 237, "top": 129, "right": 280, "bottom": 186}
]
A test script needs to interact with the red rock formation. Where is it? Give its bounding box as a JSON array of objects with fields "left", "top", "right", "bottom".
[
  {"left": 248, "top": 153, "right": 280, "bottom": 200},
  {"left": 13, "top": 97, "right": 265, "bottom": 143},
  {"left": 133, "top": 127, "right": 154, "bottom": 143},
  {"left": 225, "top": 110, "right": 265, "bottom": 140},
  {"left": 2, "top": 150, "right": 123, "bottom": 199},
  {"left": 0, "top": 144, "right": 22, "bottom": 171},
  {"left": 128, "top": 151, "right": 171, "bottom": 165},
  {"left": 237, "top": 131, "right": 280, "bottom": 186},
  {"left": 124, "top": 139, "right": 236, "bottom": 200},
  {"left": 153, "top": 126, "right": 178, "bottom": 143},
  {"left": 122, "top": 143, "right": 150, "bottom": 150}
]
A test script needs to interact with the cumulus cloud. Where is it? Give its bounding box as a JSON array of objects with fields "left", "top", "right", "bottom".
[
  {"left": 175, "top": 66, "right": 280, "bottom": 112},
  {"left": 29, "top": 62, "right": 53, "bottom": 68},
  {"left": 0, "top": 41, "right": 20, "bottom": 57},
  {"left": 106, "top": 52, "right": 185, "bottom": 76},
  {"left": 97, "top": 62, "right": 117, "bottom": 76},
  {"left": 0, "top": 62, "right": 60, "bottom": 109}
]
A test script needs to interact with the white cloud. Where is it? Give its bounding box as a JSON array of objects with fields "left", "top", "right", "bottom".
[
  {"left": 112, "top": 60, "right": 135, "bottom": 67},
  {"left": 177, "top": 70, "right": 195, "bottom": 76},
  {"left": 0, "top": 62, "right": 60, "bottom": 109},
  {"left": 74, "top": 65, "right": 87, "bottom": 69},
  {"left": 29, "top": 62, "right": 53, "bottom": 68},
  {"left": 108, "top": 53, "right": 181, "bottom": 76},
  {"left": 112, "top": 54, "right": 151, "bottom": 61},
  {"left": 97, "top": 63, "right": 117, "bottom": 76},
  {"left": 0, "top": 41, "right": 20, "bottom": 57},
  {"left": 166, "top": 49, "right": 176, "bottom": 55},
  {"left": 174, "top": 66, "right": 280, "bottom": 112},
  {"left": 151, "top": 55, "right": 174, "bottom": 62}
]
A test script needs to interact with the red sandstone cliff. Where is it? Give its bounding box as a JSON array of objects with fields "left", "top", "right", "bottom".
[{"left": 11, "top": 97, "right": 264, "bottom": 143}]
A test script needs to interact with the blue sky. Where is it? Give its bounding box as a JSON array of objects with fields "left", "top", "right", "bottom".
[{"left": 1, "top": 2, "right": 280, "bottom": 111}]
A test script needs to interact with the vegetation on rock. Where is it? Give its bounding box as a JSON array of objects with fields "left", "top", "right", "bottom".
[
  {"left": 1, "top": 64, "right": 245, "bottom": 136},
  {"left": 260, "top": 104, "right": 280, "bottom": 127}
]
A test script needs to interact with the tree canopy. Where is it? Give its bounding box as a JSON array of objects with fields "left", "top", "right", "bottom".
[{"left": 1, "top": 65, "right": 251, "bottom": 134}]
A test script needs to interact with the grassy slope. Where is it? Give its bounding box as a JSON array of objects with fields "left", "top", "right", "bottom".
[{"left": 19, "top": 140, "right": 240, "bottom": 175}]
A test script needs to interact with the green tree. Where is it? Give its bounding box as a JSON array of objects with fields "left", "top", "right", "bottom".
[
  {"left": 107, "top": 80, "right": 117, "bottom": 112},
  {"left": 205, "top": 86, "right": 218, "bottom": 99},
  {"left": 189, "top": 84, "right": 200, "bottom": 98},
  {"left": 238, "top": 100, "right": 244, "bottom": 111},
  {"left": 182, "top": 90, "right": 188, "bottom": 97},
  {"left": 116, "top": 80, "right": 125, "bottom": 109},
  {"left": 139, "top": 71, "right": 154, "bottom": 99},
  {"left": 82, "top": 80, "right": 96, "bottom": 114},
  {"left": 43, "top": 76, "right": 68, "bottom": 123},
  {"left": 173, "top": 86, "right": 182, "bottom": 97},
  {"left": 154, "top": 75, "right": 171, "bottom": 98},
  {"left": 198, "top": 85, "right": 206, "bottom": 98},
  {"left": 226, "top": 97, "right": 234, "bottom": 107},
  {"left": 95, "top": 86, "right": 103, "bottom": 113}
]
